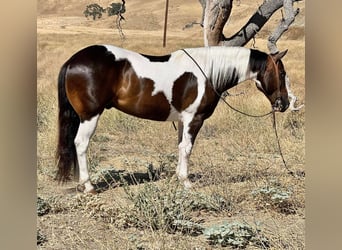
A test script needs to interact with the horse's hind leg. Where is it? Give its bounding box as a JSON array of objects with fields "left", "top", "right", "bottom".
[{"left": 74, "top": 114, "right": 100, "bottom": 194}]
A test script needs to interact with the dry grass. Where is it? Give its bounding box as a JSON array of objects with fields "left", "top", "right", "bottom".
[{"left": 37, "top": 0, "right": 305, "bottom": 249}]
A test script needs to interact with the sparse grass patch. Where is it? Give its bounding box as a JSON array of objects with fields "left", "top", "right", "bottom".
[
  {"left": 283, "top": 110, "right": 305, "bottom": 140},
  {"left": 37, "top": 94, "right": 51, "bottom": 132}
]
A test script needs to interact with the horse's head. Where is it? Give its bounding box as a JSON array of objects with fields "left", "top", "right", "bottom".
[{"left": 255, "top": 50, "right": 290, "bottom": 112}]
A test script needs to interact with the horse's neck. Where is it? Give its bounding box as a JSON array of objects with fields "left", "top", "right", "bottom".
[{"left": 201, "top": 47, "right": 252, "bottom": 92}]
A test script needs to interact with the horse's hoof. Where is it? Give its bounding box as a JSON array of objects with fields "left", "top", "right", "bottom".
[
  {"left": 86, "top": 188, "right": 98, "bottom": 195},
  {"left": 76, "top": 184, "right": 85, "bottom": 193},
  {"left": 76, "top": 184, "right": 97, "bottom": 194},
  {"left": 183, "top": 179, "right": 192, "bottom": 189}
]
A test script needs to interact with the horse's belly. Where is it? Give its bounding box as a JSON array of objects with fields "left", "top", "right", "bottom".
[{"left": 115, "top": 96, "right": 173, "bottom": 121}]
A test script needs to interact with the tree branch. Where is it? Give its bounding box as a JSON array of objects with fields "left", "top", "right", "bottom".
[
  {"left": 267, "top": 0, "right": 300, "bottom": 54},
  {"left": 218, "top": 0, "right": 301, "bottom": 47}
]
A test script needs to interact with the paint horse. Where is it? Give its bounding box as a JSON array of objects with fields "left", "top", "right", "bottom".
[{"left": 56, "top": 45, "right": 290, "bottom": 194}]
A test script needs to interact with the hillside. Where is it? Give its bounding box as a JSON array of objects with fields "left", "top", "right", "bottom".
[{"left": 37, "top": 0, "right": 304, "bottom": 47}]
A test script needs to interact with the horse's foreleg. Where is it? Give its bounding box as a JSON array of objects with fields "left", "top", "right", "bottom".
[
  {"left": 177, "top": 134, "right": 192, "bottom": 188},
  {"left": 74, "top": 114, "right": 100, "bottom": 194},
  {"left": 176, "top": 116, "right": 203, "bottom": 188}
]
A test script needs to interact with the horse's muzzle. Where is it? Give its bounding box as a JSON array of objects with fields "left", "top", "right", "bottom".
[{"left": 272, "top": 97, "right": 289, "bottom": 112}]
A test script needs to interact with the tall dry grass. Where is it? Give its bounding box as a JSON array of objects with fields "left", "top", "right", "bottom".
[{"left": 37, "top": 1, "right": 305, "bottom": 249}]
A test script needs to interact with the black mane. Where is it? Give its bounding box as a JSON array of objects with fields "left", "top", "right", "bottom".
[{"left": 249, "top": 49, "right": 268, "bottom": 73}]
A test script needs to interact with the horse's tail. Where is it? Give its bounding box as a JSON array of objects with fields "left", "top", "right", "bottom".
[{"left": 56, "top": 62, "right": 79, "bottom": 182}]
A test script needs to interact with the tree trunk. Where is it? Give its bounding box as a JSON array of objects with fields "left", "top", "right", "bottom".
[{"left": 203, "top": 0, "right": 232, "bottom": 46}]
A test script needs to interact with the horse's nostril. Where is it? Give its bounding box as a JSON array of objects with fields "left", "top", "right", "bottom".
[{"left": 272, "top": 98, "right": 284, "bottom": 112}]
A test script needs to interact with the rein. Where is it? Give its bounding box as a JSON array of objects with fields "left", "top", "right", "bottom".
[{"left": 181, "top": 48, "right": 294, "bottom": 176}]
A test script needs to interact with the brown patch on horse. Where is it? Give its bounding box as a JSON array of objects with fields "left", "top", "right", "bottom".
[
  {"left": 195, "top": 81, "right": 221, "bottom": 120},
  {"left": 171, "top": 72, "right": 198, "bottom": 112},
  {"left": 112, "top": 62, "right": 171, "bottom": 121},
  {"left": 64, "top": 46, "right": 125, "bottom": 121},
  {"left": 257, "top": 56, "right": 280, "bottom": 101}
]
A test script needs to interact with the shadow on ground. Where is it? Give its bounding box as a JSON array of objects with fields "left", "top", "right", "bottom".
[
  {"left": 93, "top": 166, "right": 206, "bottom": 193},
  {"left": 93, "top": 165, "right": 173, "bottom": 193}
]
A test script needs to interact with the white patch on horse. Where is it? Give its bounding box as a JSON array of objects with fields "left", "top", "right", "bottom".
[
  {"left": 177, "top": 111, "right": 195, "bottom": 188},
  {"left": 74, "top": 114, "right": 99, "bottom": 193},
  {"left": 104, "top": 45, "right": 185, "bottom": 104},
  {"left": 254, "top": 79, "right": 264, "bottom": 91}
]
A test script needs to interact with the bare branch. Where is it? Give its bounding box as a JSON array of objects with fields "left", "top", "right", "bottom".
[
  {"left": 268, "top": 0, "right": 300, "bottom": 54},
  {"left": 218, "top": 0, "right": 301, "bottom": 46},
  {"left": 198, "top": 0, "right": 206, "bottom": 25}
]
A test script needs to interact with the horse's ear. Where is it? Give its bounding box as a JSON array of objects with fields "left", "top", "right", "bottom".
[{"left": 271, "top": 49, "right": 288, "bottom": 62}]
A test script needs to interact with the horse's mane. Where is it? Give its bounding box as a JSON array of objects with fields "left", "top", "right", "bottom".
[
  {"left": 178, "top": 46, "right": 252, "bottom": 91},
  {"left": 248, "top": 49, "right": 269, "bottom": 75}
]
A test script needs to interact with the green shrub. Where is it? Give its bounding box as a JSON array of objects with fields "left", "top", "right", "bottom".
[
  {"left": 204, "top": 221, "right": 269, "bottom": 248},
  {"left": 252, "top": 182, "right": 295, "bottom": 214}
]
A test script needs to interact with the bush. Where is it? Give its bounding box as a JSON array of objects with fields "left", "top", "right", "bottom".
[
  {"left": 252, "top": 182, "right": 295, "bottom": 214},
  {"left": 120, "top": 180, "right": 230, "bottom": 235},
  {"left": 204, "top": 221, "right": 269, "bottom": 248},
  {"left": 122, "top": 181, "right": 202, "bottom": 234}
]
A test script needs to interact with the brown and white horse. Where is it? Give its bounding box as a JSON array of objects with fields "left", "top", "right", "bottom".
[{"left": 56, "top": 45, "right": 289, "bottom": 193}]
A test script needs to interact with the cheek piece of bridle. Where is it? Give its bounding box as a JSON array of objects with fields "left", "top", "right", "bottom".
[
  {"left": 181, "top": 49, "right": 295, "bottom": 177},
  {"left": 269, "top": 56, "right": 284, "bottom": 112}
]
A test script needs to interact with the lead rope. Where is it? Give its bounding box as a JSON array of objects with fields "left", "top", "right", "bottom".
[
  {"left": 272, "top": 111, "right": 295, "bottom": 176},
  {"left": 181, "top": 48, "right": 294, "bottom": 176}
]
